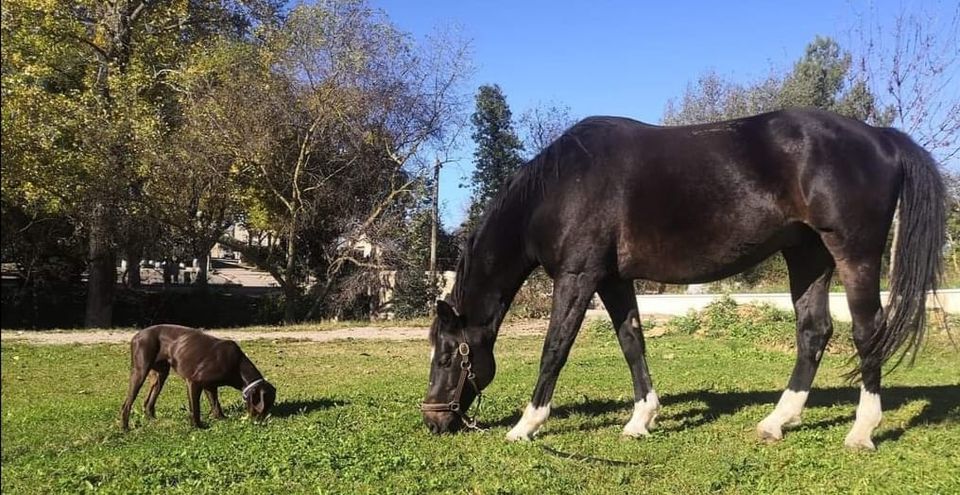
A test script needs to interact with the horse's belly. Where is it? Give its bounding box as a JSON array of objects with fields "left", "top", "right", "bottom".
[{"left": 617, "top": 221, "right": 804, "bottom": 284}]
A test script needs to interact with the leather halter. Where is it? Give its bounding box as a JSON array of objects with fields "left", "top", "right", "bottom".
[{"left": 420, "top": 338, "right": 484, "bottom": 430}]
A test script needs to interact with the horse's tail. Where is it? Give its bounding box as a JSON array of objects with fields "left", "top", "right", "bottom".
[{"left": 872, "top": 128, "right": 946, "bottom": 372}]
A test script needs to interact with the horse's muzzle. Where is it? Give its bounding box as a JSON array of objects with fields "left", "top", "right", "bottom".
[{"left": 423, "top": 410, "right": 463, "bottom": 434}]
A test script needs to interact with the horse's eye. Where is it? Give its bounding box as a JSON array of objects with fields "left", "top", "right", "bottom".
[{"left": 439, "top": 355, "right": 452, "bottom": 368}]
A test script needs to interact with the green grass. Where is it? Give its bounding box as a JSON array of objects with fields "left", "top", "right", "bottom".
[{"left": 2, "top": 327, "right": 958, "bottom": 494}]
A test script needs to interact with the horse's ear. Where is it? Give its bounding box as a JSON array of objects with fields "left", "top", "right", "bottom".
[{"left": 435, "top": 300, "right": 460, "bottom": 327}]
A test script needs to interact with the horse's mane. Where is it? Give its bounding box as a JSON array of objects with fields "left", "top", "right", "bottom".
[{"left": 448, "top": 119, "right": 603, "bottom": 314}]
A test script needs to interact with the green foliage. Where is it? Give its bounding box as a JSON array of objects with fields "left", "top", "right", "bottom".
[
  {"left": 508, "top": 268, "right": 554, "bottom": 319},
  {"left": 582, "top": 317, "right": 615, "bottom": 335},
  {"left": 2, "top": 0, "right": 471, "bottom": 326},
  {"left": 1, "top": 0, "right": 282, "bottom": 325},
  {"left": 665, "top": 310, "right": 704, "bottom": 335},
  {"left": 2, "top": 333, "right": 958, "bottom": 493},
  {"left": 663, "top": 36, "right": 892, "bottom": 128},
  {"left": 663, "top": 296, "right": 796, "bottom": 345},
  {"left": 391, "top": 270, "right": 441, "bottom": 319},
  {"left": 465, "top": 84, "right": 525, "bottom": 230}
]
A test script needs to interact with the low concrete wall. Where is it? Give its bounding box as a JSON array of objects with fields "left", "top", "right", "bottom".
[{"left": 634, "top": 289, "right": 960, "bottom": 322}]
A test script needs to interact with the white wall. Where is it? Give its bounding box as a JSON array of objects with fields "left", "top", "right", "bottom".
[{"left": 632, "top": 289, "right": 960, "bottom": 321}]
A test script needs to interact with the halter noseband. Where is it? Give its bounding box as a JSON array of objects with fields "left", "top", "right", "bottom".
[{"left": 420, "top": 338, "right": 485, "bottom": 431}]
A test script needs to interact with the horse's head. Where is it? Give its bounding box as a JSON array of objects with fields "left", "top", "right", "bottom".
[{"left": 421, "top": 300, "right": 496, "bottom": 434}]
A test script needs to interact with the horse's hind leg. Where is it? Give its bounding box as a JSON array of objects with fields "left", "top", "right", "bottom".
[
  {"left": 598, "top": 279, "right": 659, "bottom": 437},
  {"left": 506, "top": 272, "right": 599, "bottom": 441},
  {"left": 835, "top": 257, "right": 884, "bottom": 450},
  {"left": 758, "top": 238, "right": 835, "bottom": 442}
]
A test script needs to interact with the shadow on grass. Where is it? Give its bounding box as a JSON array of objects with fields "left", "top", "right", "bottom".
[
  {"left": 663, "top": 385, "right": 959, "bottom": 443},
  {"left": 271, "top": 397, "right": 348, "bottom": 418},
  {"left": 484, "top": 385, "right": 959, "bottom": 444},
  {"left": 481, "top": 399, "right": 628, "bottom": 429}
]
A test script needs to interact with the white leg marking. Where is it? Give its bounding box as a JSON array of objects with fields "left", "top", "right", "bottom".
[
  {"left": 506, "top": 403, "right": 551, "bottom": 441},
  {"left": 757, "top": 389, "right": 809, "bottom": 441},
  {"left": 623, "top": 390, "right": 660, "bottom": 437},
  {"left": 844, "top": 387, "right": 882, "bottom": 450}
]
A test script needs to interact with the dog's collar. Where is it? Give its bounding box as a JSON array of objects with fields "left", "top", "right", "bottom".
[{"left": 242, "top": 378, "right": 265, "bottom": 400}]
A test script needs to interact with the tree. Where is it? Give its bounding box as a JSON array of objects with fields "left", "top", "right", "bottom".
[
  {"left": 518, "top": 101, "right": 577, "bottom": 156},
  {"left": 464, "top": 84, "right": 525, "bottom": 230},
  {"left": 1, "top": 0, "right": 280, "bottom": 326},
  {"left": 192, "top": 1, "right": 470, "bottom": 322},
  {"left": 852, "top": 4, "right": 960, "bottom": 163},
  {"left": 664, "top": 37, "right": 890, "bottom": 127},
  {"left": 391, "top": 183, "right": 451, "bottom": 318}
]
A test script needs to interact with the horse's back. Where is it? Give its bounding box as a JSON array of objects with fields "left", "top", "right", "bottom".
[{"left": 529, "top": 109, "right": 902, "bottom": 282}]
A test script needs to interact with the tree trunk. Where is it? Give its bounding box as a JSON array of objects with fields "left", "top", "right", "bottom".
[
  {"left": 124, "top": 238, "right": 142, "bottom": 288},
  {"left": 196, "top": 252, "right": 210, "bottom": 286},
  {"left": 283, "top": 284, "right": 299, "bottom": 324},
  {"left": 85, "top": 202, "right": 116, "bottom": 328},
  {"left": 282, "top": 232, "right": 299, "bottom": 324}
]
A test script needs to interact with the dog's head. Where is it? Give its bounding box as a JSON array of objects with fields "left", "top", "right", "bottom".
[{"left": 243, "top": 380, "right": 276, "bottom": 420}]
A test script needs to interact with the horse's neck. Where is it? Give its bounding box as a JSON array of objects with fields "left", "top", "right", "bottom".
[{"left": 457, "top": 218, "right": 536, "bottom": 336}]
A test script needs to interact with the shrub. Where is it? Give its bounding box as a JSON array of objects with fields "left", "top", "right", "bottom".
[
  {"left": 391, "top": 270, "right": 441, "bottom": 319},
  {"left": 582, "top": 317, "right": 614, "bottom": 336},
  {"left": 665, "top": 310, "right": 703, "bottom": 335},
  {"left": 509, "top": 268, "right": 553, "bottom": 319},
  {"left": 663, "top": 295, "right": 796, "bottom": 344}
]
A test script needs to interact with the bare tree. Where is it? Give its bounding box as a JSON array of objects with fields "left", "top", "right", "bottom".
[
  {"left": 518, "top": 101, "right": 578, "bottom": 156},
  {"left": 189, "top": 2, "right": 471, "bottom": 322},
  {"left": 853, "top": 3, "right": 960, "bottom": 163}
]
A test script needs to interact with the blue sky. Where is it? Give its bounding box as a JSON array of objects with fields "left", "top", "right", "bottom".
[{"left": 364, "top": 0, "right": 954, "bottom": 227}]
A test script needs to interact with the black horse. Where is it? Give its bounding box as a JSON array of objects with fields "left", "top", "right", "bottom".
[{"left": 421, "top": 108, "right": 945, "bottom": 449}]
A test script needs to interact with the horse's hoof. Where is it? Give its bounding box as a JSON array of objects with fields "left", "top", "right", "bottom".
[
  {"left": 756, "top": 424, "right": 783, "bottom": 443},
  {"left": 506, "top": 424, "right": 538, "bottom": 442},
  {"left": 844, "top": 435, "right": 876, "bottom": 451},
  {"left": 783, "top": 415, "right": 802, "bottom": 428},
  {"left": 622, "top": 426, "right": 651, "bottom": 438},
  {"left": 506, "top": 431, "right": 533, "bottom": 442}
]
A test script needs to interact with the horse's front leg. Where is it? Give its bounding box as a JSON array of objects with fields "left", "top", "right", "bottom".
[
  {"left": 506, "top": 272, "right": 598, "bottom": 441},
  {"left": 598, "top": 279, "right": 659, "bottom": 437}
]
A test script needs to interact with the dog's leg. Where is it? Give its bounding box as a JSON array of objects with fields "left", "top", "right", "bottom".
[
  {"left": 187, "top": 381, "right": 204, "bottom": 428},
  {"left": 120, "top": 361, "right": 150, "bottom": 431},
  {"left": 143, "top": 365, "right": 169, "bottom": 419},
  {"left": 205, "top": 388, "right": 225, "bottom": 419}
]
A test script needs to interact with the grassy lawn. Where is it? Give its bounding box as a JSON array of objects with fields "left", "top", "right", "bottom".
[{"left": 2, "top": 325, "right": 958, "bottom": 494}]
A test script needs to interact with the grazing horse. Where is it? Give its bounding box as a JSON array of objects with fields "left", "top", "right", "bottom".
[{"left": 421, "top": 108, "right": 945, "bottom": 449}]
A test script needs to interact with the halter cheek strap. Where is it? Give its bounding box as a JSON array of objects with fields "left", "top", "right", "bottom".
[
  {"left": 242, "top": 378, "right": 265, "bottom": 400},
  {"left": 420, "top": 339, "right": 485, "bottom": 431}
]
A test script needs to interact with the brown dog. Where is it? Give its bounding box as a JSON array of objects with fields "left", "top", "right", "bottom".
[{"left": 120, "top": 324, "right": 276, "bottom": 430}]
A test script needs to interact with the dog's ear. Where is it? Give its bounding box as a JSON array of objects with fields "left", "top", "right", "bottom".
[
  {"left": 252, "top": 383, "right": 275, "bottom": 417},
  {"left": 251, "top": 387, "right": 266, "bottom": 416}
]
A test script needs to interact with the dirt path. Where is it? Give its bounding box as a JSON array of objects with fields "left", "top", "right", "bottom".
[{"left": 0, "top": 321, "right": 551, "bottom": 345}]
